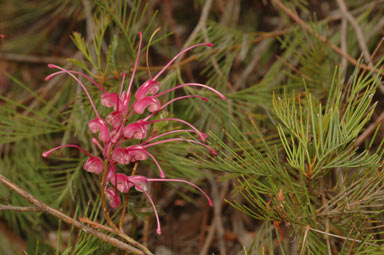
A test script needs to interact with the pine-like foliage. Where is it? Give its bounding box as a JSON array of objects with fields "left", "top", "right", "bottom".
[
  {"left": 1, "top": 0, "right": 384, "bottom": 254},
  {"left": 205, "top": 64, "right": 384, "bottom": 254}
]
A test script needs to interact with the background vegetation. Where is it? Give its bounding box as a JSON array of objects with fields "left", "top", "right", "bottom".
[{"left": 0, "top": 0, "right": 384, "bottom": 254}]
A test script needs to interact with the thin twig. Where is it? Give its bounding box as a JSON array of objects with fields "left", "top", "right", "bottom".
[
  {"left": 271, "top": 0, "right": 382, "bottom": 76},
  {"left": 355, "top": 111, "right": 384, "bottom": 148},
  {"left": 179, "top": 0, "right": 213, "bottom": 54},
  {"left": 336, "top": 0, "right": 373, "bottom": 68},
  {"left": 233, "top": 38, "right": 271, "bottom": 90},
  {"left": 160, "top": 0, "right": 213, "bottom": 83},
  {"left": 371, "top": 37, "right": 384, "bottom": 61},
  {"left": 309, "top": 227, "right": 378, "bottom": 246},
  {"left": 340, "top": 17, "right": 348, "bottom": 80},
  {"left": 275, "top": 55, "right": 313, "bottom": 81},
  {"left": 199, "top": 177, "right": 230, "bottom": 255},
  {"left": 201, "top": 24, "right": 233, "bottom": 90},
  {"left": 0, "top": 173, "right": 145, "bottom": 255},
  {"left": 212, "top": 177, "right": 226, "bottom": 255},
  {"left": 143, "top": 215, "right": 150, "bottom": 247},
  {"left": 79, "top": 216, "right": 114, "bottom": 232},
  {"left": 300, "top": 225, "right": 310, "bottom": 255},
  {"left": 0, "top": 52, "right": 67, "bottom": 65},
  {"left": 322, "top": 193, "right": 332, "bottom": 255},
  {"left": 0, "top": 204, "right": 39, "bottom": 212},
  {"left": 198, "top": 204, "right": 210, "bottom": 251},
  {"left": 367, "top": 17, "right": 384, "bottom": 42},
  {"left": 164, "top": 0, "right": 195, "bottom": 81},
  {"left": 199, "top": 220, "right": 216, "bottom": 255}
]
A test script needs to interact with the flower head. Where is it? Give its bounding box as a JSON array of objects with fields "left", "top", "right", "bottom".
[{"left": 42, "top": 31, "right": 225, "bottom": 235}]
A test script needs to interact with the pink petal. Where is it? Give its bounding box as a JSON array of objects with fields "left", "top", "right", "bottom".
[
  {"left": 133, "top": 96, "right": 161, "bottom": 114},
  {"left": 135, "top": 80, "right": 160, "bottom": 100},
  {"left": 101, "top": 92, "right": 121, "bottom": 110},
  {"left": 128, "top": 148, "right": 149, "bottom": 162},
  {"left": 106, "top": 164, "right": 117, "bottom": 185},
  {"left": 123, "top": 120, "right": 150, "bottom": 139},
  {"left": 83, "top": 157, "right": 104, "bottom": 174},
  {"left": 105, "top": 187, "right": 121, "bottom": 208},
  {"left": 128, "top": 175, "right": 149, "bottom": 192},
  {"left": 110, "top": 127, "right": 124, "bottom": 143},
  {"left": 111, "top": 147, "right": 132, "bottom": 165},
  {"left": 88, "top": 118, "right": 110, "bottom": 143},
  {"left": 116, "top": 173, "right": 133, "bottom": 193},
  {"left": 106, "top": 111, "right": 123, "bottom": 129}
]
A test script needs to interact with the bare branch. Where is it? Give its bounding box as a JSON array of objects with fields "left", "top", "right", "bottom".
[
  {"left": 336, "top": 0, "right": 373, "bottom": 68},
  {"left": 271, "top": 0, "right": 382, "bottom": 76},
  {"left": 0, "top": 173, "right": 148, "bottom": 255},
  {"left": 0, "top": 204, "right": 39, "bottom": 212}
]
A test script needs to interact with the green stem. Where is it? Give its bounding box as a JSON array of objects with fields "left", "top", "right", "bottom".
[
  {"left": 99, "top": 151, "right": 152, "bottom": 255},
  {"left": 119, "top": 162, "right": 139, "bottom": 231},
  {"left": 100, "top": 151, "right": 119, "bottom": 233}
]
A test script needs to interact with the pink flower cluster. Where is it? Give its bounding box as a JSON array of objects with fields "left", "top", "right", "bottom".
[{"left": 42, "top": 32, "right": 225, "bottom": 234}]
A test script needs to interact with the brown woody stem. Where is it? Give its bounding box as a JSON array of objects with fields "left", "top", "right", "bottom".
[{"left": 0, "top": 173, "right": 144, "bottom": 254}]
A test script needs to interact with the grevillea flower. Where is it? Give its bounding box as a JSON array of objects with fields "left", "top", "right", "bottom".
[{"left": 42, "top": 31, "right": 225, "bottom": 235}]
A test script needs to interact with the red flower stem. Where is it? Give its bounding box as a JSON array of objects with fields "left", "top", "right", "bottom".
[
  {"left": 117, "top": 73, "right": 127, "bottom": 112},
  {"left": 144, "top": 129, "right": 195, "bottom": 144},
  {"left": 143, "top": 95, "right": 207, "bottom": 121},
  {"left": 156, "top": 83, "right": 226, "bottom": 99},
  {"left": 47, "top": 64, "right": 101, "bottom": 119},
  {"left": 144, "top": 151, "right": 166, "bottom": 178},
  {"left": 46, "top": 70, "right": 107, "bottom": 93},
  {"left": 147, "top": 178, "right": 213, "bottom": 206},
  {"left": 152, "top": 42, "right": 213, "bottom": 80},
  {"left": 143, "top": 138, "right": 217, "bottom": 154},
  {"left": 145, "top": 118, "right": 204, "bottom": 138},
  {"left": 125, "top": 32, "right": 143, "bottom": 98},
  {"left": 42, "top": 144, "right": 93, "bottom": 158}
]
